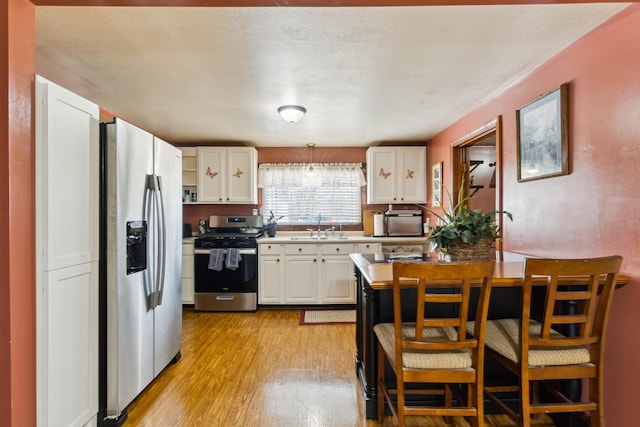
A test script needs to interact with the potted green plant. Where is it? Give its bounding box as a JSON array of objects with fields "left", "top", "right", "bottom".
[{"left": 417, "top": 183, "right": 512, "bottom": 261}]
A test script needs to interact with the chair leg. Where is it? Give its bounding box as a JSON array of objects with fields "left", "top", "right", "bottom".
[
  {"left": 376, "top": 342, "right": 385, "bottom": 424},
  {"left": 397, "top": 379, "right": 406, "bottom": 427},
  {"left": 474, "top": 382, "right": 484, "bottom": 427},
  {"left": 520, "top": 377, "right": 531, "bottom": 427},
  {"left": 531, "top": 381, "right": 539, "bottom": 420},
  {"left": 589, "top": 375, "right": 604, "bottom": 427},
  {"left": 444, "top": 384, "right": 452, "bottom": 425}
]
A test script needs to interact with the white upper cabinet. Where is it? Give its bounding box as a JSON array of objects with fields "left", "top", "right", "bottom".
[
  {"left": 37, "top": 77, "right": 100, "bottom": 270},
  {"left": 366, "top": 146, "right": 426, "bottom": 204},
  {"left": 197, "top": 147, "right": 257, "bottom": 204}
]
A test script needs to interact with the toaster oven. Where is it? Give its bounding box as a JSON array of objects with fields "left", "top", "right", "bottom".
[{"left": 385, "top": 210, "right": 424, "bottom": 237}]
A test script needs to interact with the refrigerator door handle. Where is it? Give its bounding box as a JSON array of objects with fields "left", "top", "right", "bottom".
[
  {"left": 154, "top": 174, "right": 167, "bottom": 306},
  {"left": 143, "top": 174, "right": 156, "bottom": 310}
]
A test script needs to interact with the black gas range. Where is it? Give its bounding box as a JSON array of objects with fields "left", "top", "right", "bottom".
[
  {"left": 195, "top": 232, "right": 261, "bottom": 249},
  {"left": 193, "top": 215, "right": 264, "bottom": 311}
]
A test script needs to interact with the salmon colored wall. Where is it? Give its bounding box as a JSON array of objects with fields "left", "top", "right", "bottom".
[
  {"left": 428, "top": 5, "right": 640, "bottom": 425},
  {"left": 7, "top": 2, "right": 636, "bottom": 425},
  {"left": 1, "top": 0, "right": 36, "bottom": 425}
]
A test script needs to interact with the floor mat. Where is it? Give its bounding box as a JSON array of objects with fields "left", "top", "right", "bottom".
[{"left": 299, "top": 309, "right": 356, "bottom": 325}]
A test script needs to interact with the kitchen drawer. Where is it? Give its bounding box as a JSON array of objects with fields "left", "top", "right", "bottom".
[
  {"left": 285, "top": 244, "right": 318, "bottom": 255},
  {"left": 260, "top": 243, "right": 282, "bottom": 255},
  {"left": 320, "top": 243, "right": 354, "bottom": 255},
  {"left": 355, "top": 243, "right": 381, "bottom": 254},
  {"left": 182, "top": 239, "right": 194, "bottom": 255}
]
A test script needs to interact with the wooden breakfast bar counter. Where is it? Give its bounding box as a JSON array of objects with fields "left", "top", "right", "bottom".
[{"left": 350, "top": 252, "right": 630, "bottom": 420}]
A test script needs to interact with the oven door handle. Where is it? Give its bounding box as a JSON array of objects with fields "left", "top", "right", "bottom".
[{"left": 194, "top": 248, "right": 257, "bottom": 255}]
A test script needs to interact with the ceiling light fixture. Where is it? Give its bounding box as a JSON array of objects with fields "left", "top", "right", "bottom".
[{"left": 278, "top": 105, "right": 307, "bottom": 123}]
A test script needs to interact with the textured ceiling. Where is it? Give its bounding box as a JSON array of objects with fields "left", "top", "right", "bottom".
[{"left": 35, "top": 4, "right": 629, "bottom": 147}]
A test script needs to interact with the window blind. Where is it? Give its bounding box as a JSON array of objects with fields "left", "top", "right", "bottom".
[{"left": 258, "top": 163, "right": 365, "bottom": 225}]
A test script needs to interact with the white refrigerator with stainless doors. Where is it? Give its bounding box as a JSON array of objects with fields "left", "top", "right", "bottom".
[{"left": 99, "top": 118, "right": 182, "bottom": 426}]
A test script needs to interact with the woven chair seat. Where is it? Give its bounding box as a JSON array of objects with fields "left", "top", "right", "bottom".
[
  {"left": 477, "top": 318, "right": 590, "bottom": 366},
  {"left": 374, "top": 322, "right": 472, "bottom": 370}
]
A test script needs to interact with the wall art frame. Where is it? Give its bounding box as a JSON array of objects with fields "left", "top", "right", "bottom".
[
  {"left": 432, "top": 162, "right": 442, "bottom": 207},
  {"left": 516, "top": 83, "right": 569, "bottom": 182}
]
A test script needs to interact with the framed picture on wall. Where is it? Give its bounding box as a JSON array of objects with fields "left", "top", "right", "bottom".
[
  {"left": 432, "top": 162, "right": 442, "bottom": 207},
  {"left": 516, "top": 83, "right": 569, "bottom": 182}
]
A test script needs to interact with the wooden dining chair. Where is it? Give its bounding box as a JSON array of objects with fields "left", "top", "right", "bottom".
[
  {"left": 479, "top": 256, "right": 623, "bottom": 427},
  {"left": 373, "top": 260, "right": 496, "bottom": 427}
]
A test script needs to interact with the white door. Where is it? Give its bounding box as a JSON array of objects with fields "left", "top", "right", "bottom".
[
  {"left": 197, "top": 147, "right": 225, "bottom": 202},
  {"left": 35, "top": 76, "right": 99, "bottom": 427},
  {"left": 284, "top": 256, "right": 318, "bottom": 303},
  {"left": 259, "top": 256, "right": 284, "bottom": 304},
  {"left": 397, "top": 147, "right": 427, "bottom": 203},
  {"left": 320, "top": 256, "right": 356, "bottom": 304},
  {"left": 366, "top": 147, "right": 397, "bottom": 203},
  {"left": 226, "top": 147, "right": 257, "bottom": 203}
]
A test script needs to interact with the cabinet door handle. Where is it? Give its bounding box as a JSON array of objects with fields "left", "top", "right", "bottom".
[
  {"left": 298, "top": 248, "right": 302, "bottom": 252},
  {"left": 335, "top": 248, "right": 340, "bottom": 252}
]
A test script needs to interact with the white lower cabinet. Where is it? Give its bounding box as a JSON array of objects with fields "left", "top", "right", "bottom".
[
  {"left": 41, "top": 263, "right": 98, "bottom": 427},
  {"left": 320, "top": 255, "right": 355, "bottom": 303},
  {"left": 258, "top": 243, "right": 284, "bottom": 304},
  {"left": 319, "top": 243, "right": 356, "bottom": 304},
  {"left": 284, "top": 255, "right": 319, "bottom": 303},
  {"left": 182, "top": 238, "right": 195, "bottom": 304},
  {"left": 259, "top": 242, "right": 358, "bottom": 305},
  {"left": 284, "top": 244, "right": 319, "bottom": 303}
]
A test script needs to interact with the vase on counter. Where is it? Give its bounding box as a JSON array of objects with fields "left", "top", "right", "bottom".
[{"left": 440, "top": 238, "right": 493, "bottom": 262}]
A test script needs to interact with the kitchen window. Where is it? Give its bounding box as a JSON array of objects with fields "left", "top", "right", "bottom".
[{"left": 258, "top": 163, "right": 365, "bottom": 225}]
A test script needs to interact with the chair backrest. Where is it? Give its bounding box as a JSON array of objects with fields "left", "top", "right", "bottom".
[
  {"left": 391, "top": 260, "right": 496, "bottom": 357},
  {"left": 520, "top": 256, "right": 623, "bottom": 357}
]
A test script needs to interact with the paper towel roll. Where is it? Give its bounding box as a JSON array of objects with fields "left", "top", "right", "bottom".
[{"left": 373, "top": 214, "right": 385, "bottom": 236}]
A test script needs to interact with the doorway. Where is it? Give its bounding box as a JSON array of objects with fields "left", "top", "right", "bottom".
[{"left": 451, "top": 117, "right": 504, "bottom": 255}]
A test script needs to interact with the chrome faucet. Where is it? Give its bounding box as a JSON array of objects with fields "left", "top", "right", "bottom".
[{"left": 317, "top": 214, "right": 322, "bottom": 238}]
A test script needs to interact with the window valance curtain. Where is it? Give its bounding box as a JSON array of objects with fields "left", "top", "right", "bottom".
[{"left": 258, "top": 163, "right": 366, "bottom": 188}]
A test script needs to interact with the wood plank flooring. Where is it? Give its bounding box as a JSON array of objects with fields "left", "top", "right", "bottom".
[{"left": 124, "top": 308, "right": 555, "bottom": 427}]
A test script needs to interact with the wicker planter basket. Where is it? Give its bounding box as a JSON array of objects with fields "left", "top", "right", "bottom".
[{"left": 442, "top": 238, "right": 493, "bottom": 262}]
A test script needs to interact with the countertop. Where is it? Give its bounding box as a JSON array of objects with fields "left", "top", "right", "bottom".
[
  {"left": 349, "top": 253, "right": 631, "bottom": 290},
  {"left": 256, "top": 231, "right": 430, "bottom": 245}
]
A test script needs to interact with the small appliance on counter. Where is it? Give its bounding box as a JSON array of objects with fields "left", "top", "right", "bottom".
[{"left": 385, "top": 209, "right": 424, "bottom": 237}]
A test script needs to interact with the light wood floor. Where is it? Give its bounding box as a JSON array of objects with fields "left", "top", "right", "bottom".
[{"left": 124, "top": 308, "right": 556, "bottom": 426}]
